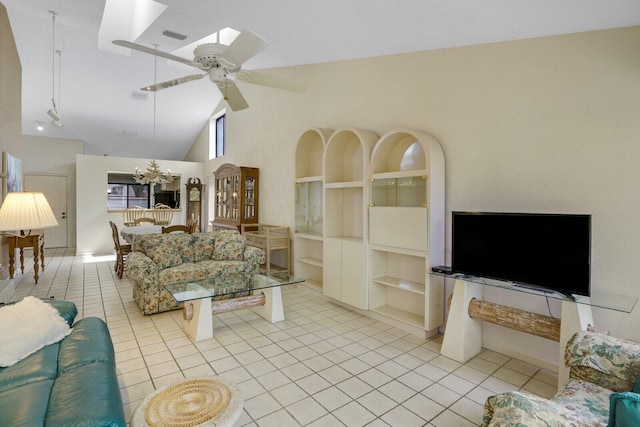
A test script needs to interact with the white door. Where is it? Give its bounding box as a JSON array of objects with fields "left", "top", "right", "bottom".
[{"left": 24, "top": 174, "right": 68, "bottom": 248}]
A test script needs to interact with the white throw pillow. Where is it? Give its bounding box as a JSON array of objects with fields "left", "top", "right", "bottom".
[{"left": 0, "top": 296, "right": 72, "bottom": 367}]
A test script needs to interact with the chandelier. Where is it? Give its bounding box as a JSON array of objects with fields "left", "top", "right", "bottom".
[
  {"left": 133, "top": 160, "right": 174, "bottom": 185},
  {"left": 133, "top": 45, "right": 173, "bottom": 186}
]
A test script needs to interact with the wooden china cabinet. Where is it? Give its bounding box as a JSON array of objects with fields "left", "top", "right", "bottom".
[{"left": 210, "top": 163, "right": 259, "bottom": 232}]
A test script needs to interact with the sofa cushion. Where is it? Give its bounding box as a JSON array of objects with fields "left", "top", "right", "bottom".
[
  {"left": 58, "top": 318, "right": 116, "bottom": 372},
  {"left": 143, "top": 236, "right": 183, "bottom": 269},
  {"left": 0, "top": 343, "right": 60, "bottom": 393},
  {"left": 0, "top": 379, "right": 54, "bottom": 427},
  {"left": 0, "top": 296, "right": 72, "bottom": 367},
  {"left": 552, "top": 378, "right": 611, "bottom": 423},
  {"left": 609, "top": 392, "right": 640, "bottom": 427},
  {"left": 192, "top": 233, "right": 216, "bottom": 262},
  {"left": 46, "top": 362, "right": 125, "bottom": 427},
  {"left": 213, "top": 232, "right": 245, "bottom": 261}
]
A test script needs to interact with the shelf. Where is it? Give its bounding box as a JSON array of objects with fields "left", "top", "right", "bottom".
[
  {"left": 373, "top": 275, "right": 425, "bottom": 295},
  {"left": 370, "top": 305, "right": 424, "bottom": 328},
  {"left": 295, "top": 176, "right": 323, "bottom": 183},
  {"left": 295, "top": 232, "right": 323, "bottom": 241},
  {"left": 326, "top": 235, "right": 363, "bottom": 243},
  {"left": 430, "top": 272, "right": 637, "bottom": 313},
  {"left": 298, "top": 257, "right": 323, "bottom": 267},
  {"left": 325, "top": 181, "right": 364, "bottom": 189},
  {"left": 372, "top": 170, "right": 428, "bottom": 180},
  {"left": 303, "top": 279, "right": 323, "bottom": 292}
]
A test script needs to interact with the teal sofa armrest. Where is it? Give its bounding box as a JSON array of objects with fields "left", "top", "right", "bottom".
[{"left": 41, "top": 298, "right": 77, "bottom": 327}]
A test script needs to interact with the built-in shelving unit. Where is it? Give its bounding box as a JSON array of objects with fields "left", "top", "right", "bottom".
[
  {"left": 368, "top": 129, "right": 445, "bottom": 335},
  {"left": 294, "top": 128, "right": 332, "bottom": 292},
  {"left": 323, "top": 128, "right": 377, "bottom": 309}
]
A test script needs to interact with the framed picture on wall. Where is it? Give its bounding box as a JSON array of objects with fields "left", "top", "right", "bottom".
[{"left": 2, "top": 152, "right": 22, "bottom": 199}]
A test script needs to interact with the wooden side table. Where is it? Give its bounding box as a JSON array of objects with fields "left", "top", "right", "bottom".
[
  {"left": 241, "top": 224, "right": 290, "bottom": 274},
  {"left": 8, "top": 233, "right": 45, "bottom": 284}
]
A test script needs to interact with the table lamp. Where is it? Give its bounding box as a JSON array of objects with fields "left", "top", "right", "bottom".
[{"left": 0, "top": 192, "right": 59, "bottom": 236}]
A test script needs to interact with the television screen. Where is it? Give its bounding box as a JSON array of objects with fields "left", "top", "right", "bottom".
[{"left": 451, "top": 212, "right": 591, "bottom": 297}]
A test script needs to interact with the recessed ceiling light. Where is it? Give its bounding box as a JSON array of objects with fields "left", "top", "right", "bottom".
[
  {"left": 36, "top": 122, "right": 44, "bottom": 131},
  {"left": 122, "top": 130, "right": 138, "bottom": 136}
]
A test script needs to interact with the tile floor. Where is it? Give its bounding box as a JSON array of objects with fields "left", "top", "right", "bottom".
[{"left": 11, "top": 248, "right": 559, "bottom": 426}]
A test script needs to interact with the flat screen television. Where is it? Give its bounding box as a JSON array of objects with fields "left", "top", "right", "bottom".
[{"left": 451, "top": 212, "right": 591, "bottom": 297}]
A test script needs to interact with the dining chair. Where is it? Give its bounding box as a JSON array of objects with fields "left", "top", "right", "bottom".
[
  {"left": 153, "top": 204, "right": 173, "bottom": 226},
  {"left": 123, "top": 206, "right": 145, "bottom": 226},
  {"left": 134, "top": 217, "right": 156, "bottom": 225},
  {"left": 161, "top": 225, "right": 192, "bottom": 234},
  {"left": 109, "top": 221, "right": 131, "bottom": 279}
]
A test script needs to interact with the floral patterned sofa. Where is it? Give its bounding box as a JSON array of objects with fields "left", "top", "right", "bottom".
[
  {"left": 127, "top": 231, "right": 266, "bottom": 315},
  {"left": 483, "top": 331, "right": 640, "bottom": 426}
]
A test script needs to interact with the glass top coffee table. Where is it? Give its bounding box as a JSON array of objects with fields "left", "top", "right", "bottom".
[{"left": 164, "top": 272, "right": 304, "bottom": 341}]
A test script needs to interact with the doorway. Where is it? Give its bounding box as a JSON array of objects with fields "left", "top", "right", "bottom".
[{"left": 24, "top": 174, "right": 68, "bottom": 248}]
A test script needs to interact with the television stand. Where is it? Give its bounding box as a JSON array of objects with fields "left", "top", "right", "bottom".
[
  {"left": 435, "top": 274, "right": 636, "bottom": 390},
  {"left": 512, "top": 283, "right": 576, "bottom": 301}
]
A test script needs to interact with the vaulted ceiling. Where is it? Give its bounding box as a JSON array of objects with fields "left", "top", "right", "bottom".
[{"left": 3, "top": 0, "right": 639, "bottom": 160}]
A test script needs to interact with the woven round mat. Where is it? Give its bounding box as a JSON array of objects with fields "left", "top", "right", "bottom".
[{"left": 145, "top": 378, "right": 232, "bottom": 427}]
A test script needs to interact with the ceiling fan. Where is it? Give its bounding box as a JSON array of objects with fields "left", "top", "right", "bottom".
[{"left": 112, "top": 30, "right": 304, "bottom": 111}]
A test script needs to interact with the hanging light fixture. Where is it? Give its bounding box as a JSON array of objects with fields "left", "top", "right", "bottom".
[
  {"left": 47, "top": 11, "right": 63, "bottom": 129},
  {"left": 133, "top": 44, "right": 174, "bottom": 185}
]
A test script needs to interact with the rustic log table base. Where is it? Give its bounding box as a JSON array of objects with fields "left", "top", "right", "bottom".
[
  {"left": 181, "top": 287, "right": 284, "bottom": 342},
  {"left": 441, "top": 278, "right": 593, "bottom": 391}
]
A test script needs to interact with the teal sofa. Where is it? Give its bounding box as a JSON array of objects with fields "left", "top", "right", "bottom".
[
  {"left": 0, "top": 299, "right": 125, "bottom": 427},
  {"left": 483, "top": 331, "right": 640, "bottom": 426}
]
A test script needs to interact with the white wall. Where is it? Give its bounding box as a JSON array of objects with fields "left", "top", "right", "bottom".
[
  {"left": 187, "top": 26, "right": 640, "bottom": 369},
  {"left": 23, "top": 135, "right": 83, "bottom": 248},
  {"left": 75, "top": 154, "right": 204, "bottom": 255}
]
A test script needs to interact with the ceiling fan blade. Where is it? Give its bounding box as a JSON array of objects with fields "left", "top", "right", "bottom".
[
  {"left": 218, "top": 30, "right": 269, "bottom": 67},
  {"left": 236, "top": 70, "right": 307, "bottom": 93},
  {"left": 216, "top": 79, "right": 249, "bottom": 111},
  {"left": 141, "top": 74, "right": 206, "bottom": 92},
  {"left": 112, "top": 40, "right": 201, "bottom": 68}
]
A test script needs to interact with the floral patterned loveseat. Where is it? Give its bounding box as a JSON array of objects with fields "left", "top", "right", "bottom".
[
  {"left": 483, "top": 331, "right": 640, "bottom": 426},
  {"left": 127, "top": 231, "right": 266, "bottom": 314}
]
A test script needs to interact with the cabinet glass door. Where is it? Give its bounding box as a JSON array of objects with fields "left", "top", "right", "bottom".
[
  {"left": 371, "top": 177, "right": 426, "bottom": 207},
  {"left": 231, "top": 176, "right": 239, "bottom": 219},
  {"left": 244, "top": 176, "right": 256, "bottom": 220}
]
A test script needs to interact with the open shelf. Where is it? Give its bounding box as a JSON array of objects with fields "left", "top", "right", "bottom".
[
  {"left": 296, "top": 128, "right": 332, "bottom": 179},
  {"left": 370, "top": 304, "right": 425, "bottom": 328},
  {"left": 372, "top": 275, "right": 425, "bottom": 294},
  {"left": 298, "top": 257, "right": 323, "bottom": 267},
  {"left": 368, "top": 128, "right": 446, "bottom": 333}
]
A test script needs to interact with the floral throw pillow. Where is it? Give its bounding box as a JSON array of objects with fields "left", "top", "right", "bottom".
[{"left": 213, "top": 233, "right": 245, "bottom": 261}]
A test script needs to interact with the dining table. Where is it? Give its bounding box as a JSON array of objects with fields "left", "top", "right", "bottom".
[{"left": 120, "top": 224, "right": 162, "bottom": 246}]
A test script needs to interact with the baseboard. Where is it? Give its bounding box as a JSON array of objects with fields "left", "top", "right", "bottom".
[{"left": 482, "top": 337, "right": 559, "bottom": 373}]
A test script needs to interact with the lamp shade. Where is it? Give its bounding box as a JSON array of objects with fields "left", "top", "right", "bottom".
[{"left": 0, "top": 192, "right": 59, "bottom": 231}]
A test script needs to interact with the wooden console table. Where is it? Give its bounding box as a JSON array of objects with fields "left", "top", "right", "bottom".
[{"left": 8, "top": 233, "right": 45, "bottom": 284}]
